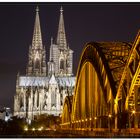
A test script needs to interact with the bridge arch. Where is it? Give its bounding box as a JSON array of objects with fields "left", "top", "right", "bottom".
[
  {"left": 61, "top": 41, "right": 131, "bottom": 131},
  {"left": 115, "top": 31, "right": 140, "bottom": 129},
  {"left": 70, "top": 42, "right": 116, "bottom": 130},
  {"left": 61, "top": 96, "right": 72, "bottom": 129}
]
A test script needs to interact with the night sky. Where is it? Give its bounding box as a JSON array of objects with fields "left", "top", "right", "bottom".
[{"left": 0, "top": 2, "right": 140, "bottom": 111}]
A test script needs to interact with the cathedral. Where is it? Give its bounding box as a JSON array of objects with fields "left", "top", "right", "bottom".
[{"left": 14, "top": 6, "right": 75, "bottom": 120}]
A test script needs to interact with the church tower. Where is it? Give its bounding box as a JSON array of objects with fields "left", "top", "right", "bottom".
[
  {"left": 57, "top": 7, "right": 67, "bottom": 49},
  {"left": 48, "top": 7, "right": 73, "bottom": 77},
  {"left": 27, "top": 7, "right": 46, "bottom": 76},
  {"left": 14, "top": 6, "right": 75, "bottom": 119}
]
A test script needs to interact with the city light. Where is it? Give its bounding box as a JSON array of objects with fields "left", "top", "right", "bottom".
[
  {"left": 2, "top": 4, "right": 140, "bottom": 138},
  {"left": 24, "top": 127, "right": 28, "bottom": 131},
  {"left": 132, "top": 110, "right": 135, "bottom": 114},
  {"left": 38, "top": 128, "right": 42, "bottom": 131},
  {"left": 108, "top": 114, "right": 112, "bottom": 118}
]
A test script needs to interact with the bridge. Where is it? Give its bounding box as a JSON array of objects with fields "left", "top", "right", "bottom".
[{"left": 61, "top": 31, "right": 140, "bottom": 135}]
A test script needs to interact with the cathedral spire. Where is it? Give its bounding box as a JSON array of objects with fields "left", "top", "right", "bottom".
[
  {"left": 57, "top": 6, "right": 67, "bottom": 48},
  {"left": 32, "top": 6, "right": 43, "bottom": 49},
  {"left": 50, "top": 37, "right": 54, "bottom": 61},
  {"left": 27, "top": 6, "right": 46, "bottom": 76}
]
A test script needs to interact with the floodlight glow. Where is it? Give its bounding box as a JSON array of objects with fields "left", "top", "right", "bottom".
[
  {"left": 132, "top": 110, "right": 135, "bottom": 114},
  {"left": 24, "top": 127, "right": 28, "bottom": 131}
]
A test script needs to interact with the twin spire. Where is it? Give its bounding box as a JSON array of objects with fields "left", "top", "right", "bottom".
[
  {"left": 32, "top": 6, "right": 67, "bottom": 49},
  {"left": 32, "top": 6, "right": 43, "bottom": 49},
  {"left": 57, "top": 6, "right": 67, "bottom": 48}
]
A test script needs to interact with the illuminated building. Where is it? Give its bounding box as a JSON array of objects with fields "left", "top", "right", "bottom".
[
  {"left": 0, "top": 107, "right": 12, "bottom": 122},
  {"left": 14, "top": 7, "right": 75, "bottom": 120}
]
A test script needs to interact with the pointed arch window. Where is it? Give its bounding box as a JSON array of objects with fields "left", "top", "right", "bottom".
[
  {"left": 51, "top": 92, "right": 56, "bottom": 106},
  {"left": 60, "top": 59, "right": 64, "bottom": 70},
  {"left": 35, "top": 58, "right": 40, "bottom": 69}
]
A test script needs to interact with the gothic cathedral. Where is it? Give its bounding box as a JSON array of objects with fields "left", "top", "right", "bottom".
[{"left": 14, "top": 6, "right": 75, "bottom": 120}]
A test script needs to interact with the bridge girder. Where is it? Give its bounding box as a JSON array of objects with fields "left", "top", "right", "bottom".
[
  {"left": 61, "top": 42, "right": 130, "bottom": 129},
  {"left": 61, "top": 36, "right": 140, "bottom": 130}
]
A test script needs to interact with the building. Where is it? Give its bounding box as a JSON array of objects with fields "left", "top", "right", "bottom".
[
  {"left": 14, "top": 6, "right": 75, "bottom": 120},
  {"left": 0, "top": 107, "right": 12, "bottom": 122}
]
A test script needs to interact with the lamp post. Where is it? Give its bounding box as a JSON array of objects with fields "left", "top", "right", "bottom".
[
  {"left": 108, "top": 114, "right": 112, "bottom": 133},
  {"left": 132, "top": 110, "right": 137, "bottom": 129},
  {"left": 132, "top": 110, "right": 135, "bottom": 115},
  {"left": 94, "top": 117, "right": 97, "bottom": 128},
  {"left": 89, "top": 118, "right": 92, "bottom": 131},
  {"left": 129, "top": 110, "right": 136, "bottom": 128}
]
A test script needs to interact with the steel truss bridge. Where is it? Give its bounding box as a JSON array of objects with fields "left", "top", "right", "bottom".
[{"left": 61, "top": 31, "right": 140, "bottom": 132}]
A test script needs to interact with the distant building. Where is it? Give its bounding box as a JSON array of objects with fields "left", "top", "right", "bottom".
[
  {"left": 0, "top": 107, "right": 12, "bottom": 122},
  {"left": 14, "top": 7, "right": 75, "bottom": 120}
]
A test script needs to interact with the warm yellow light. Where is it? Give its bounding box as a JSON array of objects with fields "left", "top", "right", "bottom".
[
  {"left": 85, "top": 119, "right": 87, "bottom": 121},
  {"left": 32, "top": 128, "right": 35, "bottom": 131},
  {"left": 94, "top": 117, "right": 97, "bottom": 120},
  {"left": 89, "top": 118, "right": 92, "bottom": 121},
  {"left": 108, "top": 114, "right": 112, "bottom": 118},
  {"left": 132, "top": 110, "right": 135, "bottom": 114},
  {"left": 82, "top": 119, "right": 84, "bottom": 122},
  {"left": 24, "top": 127, "right": 28, "bottom": 131},
  {"left": 38, "top": 128, "right": 41, "bottom": 131}
]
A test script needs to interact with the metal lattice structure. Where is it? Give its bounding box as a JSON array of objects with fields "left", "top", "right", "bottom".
[
  {"left": 115, "top": 31, "right": 140, "bottom": 129},
  {"left": 61, "top": 30, "right": 140, "bottom": 131}
]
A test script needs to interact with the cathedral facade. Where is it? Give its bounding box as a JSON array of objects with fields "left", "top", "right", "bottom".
[{"left": 14, "top": 7, "right": 75, "bottom": 120}]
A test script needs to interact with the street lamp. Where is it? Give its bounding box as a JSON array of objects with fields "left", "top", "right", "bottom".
[
  {"left": 132, "top": 110, "right": 135, "bottom": 114},
  {"left": 89, "top": 118, "right": 92, "bottom": 130},
  {"left": 132, "top": 110, "right": 136, "bottom": 128},
  {"left": 108, "top": 114, "right": 112, "bottom": 118},
  {"left": 24, "top": 127, "right": 28, "bottom": 131},
  {"left": 94, "top": 117, "right": 97, "bottom": 128},
  {"left": 108, "top": 114, "right": 112, "bottom": 133}
]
